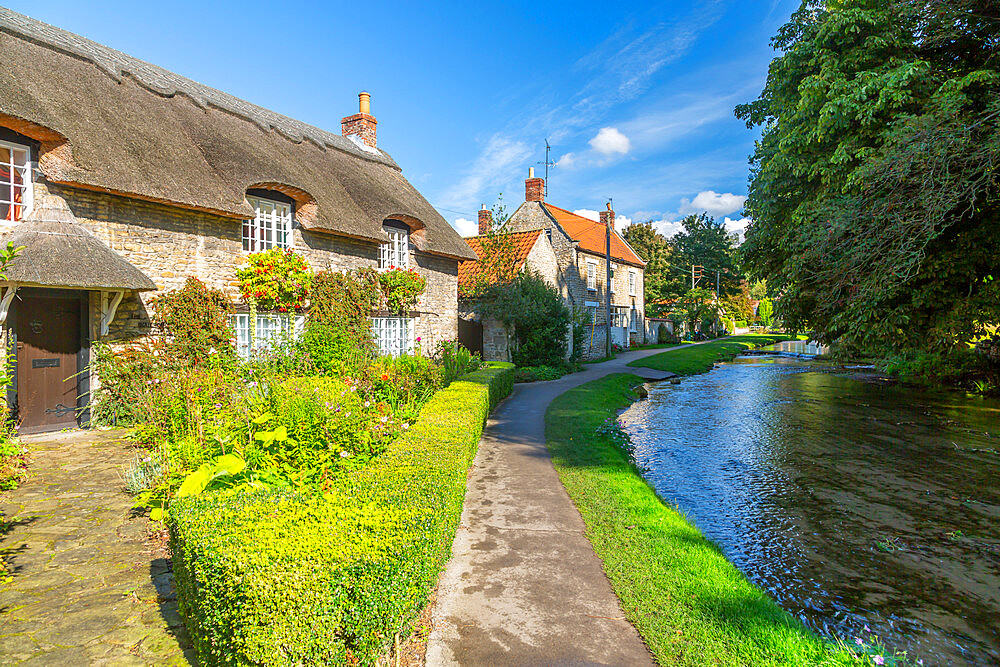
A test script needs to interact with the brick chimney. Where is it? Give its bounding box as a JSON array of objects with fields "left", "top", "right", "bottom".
[
  {"left": 525, "top": 167, "right": 545, "bottom": 202},
  {"left": 599, "top": 202, "right": 615, "bottom": 229},
  {"left": 478, "top": 205, "right": 493, "bottom": 235},
  {"left": 341, "top": 91, "right": 377, "bottom": 148}
]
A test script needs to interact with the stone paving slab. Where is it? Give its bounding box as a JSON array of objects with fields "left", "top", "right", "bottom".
[
  {"left": 0, "top": 429, "right": 193, "bottom": 666},
  {"left": 427, "top": 345, "right": 695, "bottom": 665}
]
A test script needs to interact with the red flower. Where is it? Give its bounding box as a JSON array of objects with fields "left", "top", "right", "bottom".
[{"left": 380, "top": 373, "right": 389, "bottom": 381}]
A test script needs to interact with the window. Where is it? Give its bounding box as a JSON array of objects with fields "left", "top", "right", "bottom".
[
  {"left": 611, "top": 306, "right": 629, "bottom": 328},
  {"left": 379, "top": 224, "right": 410, "bottom": 269},
  {"left": 372, "top": 316, "right": 414, "bottom": 357},
  {"left": 0, "top": 139, "right": 31, "bottom": 223},
  {"left": 233, "top": 313, "right": 304, "bottom": 359},
  {"left": 629, "top": 307, "right": 639, "bottom": 333},
  {"left": 243, "top": 195, "right": 293, "bottom": 252},
  {"left": 629, "top": 270, "right": 637, "bottom": 296},
  {"left": 586, "top": 260, "right": 597, "bottom": 291}
]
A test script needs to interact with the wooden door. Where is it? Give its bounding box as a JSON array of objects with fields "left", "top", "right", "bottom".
[{"left": 16, "top": 295, "right": 81, "bottom": 433}]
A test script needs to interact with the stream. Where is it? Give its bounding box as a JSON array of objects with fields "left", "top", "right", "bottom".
[{"left": 620, "top": 352, "right": 1000, "bottom": 665}]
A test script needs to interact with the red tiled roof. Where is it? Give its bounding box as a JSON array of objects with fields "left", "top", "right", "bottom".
[
  {"left": 458, "top": 229, "right": 542, "bottom": 292},
  {"left": 542, "top": 203, "right": 646, "bottom": 267}
]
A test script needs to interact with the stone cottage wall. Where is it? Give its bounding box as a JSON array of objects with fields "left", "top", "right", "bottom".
[{"left": 46, "top": 181, "right": 458, "bottom": 353}]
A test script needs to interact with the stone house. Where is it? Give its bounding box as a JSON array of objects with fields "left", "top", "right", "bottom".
[
  {"left": 0, "top": 8, "right": 475, "bottom": 433},
  {"left": 459, "top": 169, "right": 646, "bottom": 361}
]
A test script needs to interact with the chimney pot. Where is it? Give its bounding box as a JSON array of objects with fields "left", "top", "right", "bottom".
[
  {"left": 342, "top": 91, "right": 378, "bottom": 148},
  {"left": 478, "top": 205, "right": 493, "bottom": 236},
  {"left": 529, "top": 167, "right": 535, "bottom": 178}
]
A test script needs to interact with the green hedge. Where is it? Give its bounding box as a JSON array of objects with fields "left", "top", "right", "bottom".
[{"left": 169, "top": 362, "right": 515, "bottom": 665}]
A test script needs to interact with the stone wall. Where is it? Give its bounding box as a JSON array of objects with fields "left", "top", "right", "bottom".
[{"left": 41, "top": 181, "right": 459, "bottom": 354}]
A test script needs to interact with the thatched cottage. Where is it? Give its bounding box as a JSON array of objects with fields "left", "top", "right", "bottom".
[
  {"left": 459, "top": 169, "right": 646, "bottom": 361},
  {"left": 0, "top": 8, "right": 475, "bottom": 433}
]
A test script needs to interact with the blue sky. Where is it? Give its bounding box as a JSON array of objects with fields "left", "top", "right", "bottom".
[{"left": 8, "top": 0, "right": 798, "bottom": 238}]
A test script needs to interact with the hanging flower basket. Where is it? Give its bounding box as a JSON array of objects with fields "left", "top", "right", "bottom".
[
  {"left": 236, "top": 248, "right": 312, "bottom": 312},
  {"left": 378, "top": 267, "right": 426, "bottom": 315}
]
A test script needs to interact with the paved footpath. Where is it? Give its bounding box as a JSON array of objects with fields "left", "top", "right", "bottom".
[
  {"left": 0, "top": 429, "right": 193, "bottom": 666},
  {"left": 427, "top": 346, "right": 685, "bottom": 666}
]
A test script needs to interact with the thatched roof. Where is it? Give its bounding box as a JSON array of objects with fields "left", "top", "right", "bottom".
[
  {"left": 0, "top": 8, "right": 475, "bottom": 261},
  {"left": 2, "top": 194, "right": 157, "bottom": 291}
]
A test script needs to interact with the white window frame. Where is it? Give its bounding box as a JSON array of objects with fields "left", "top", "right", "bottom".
[
  {"left": 243, "top": 195, "right": 293, "bottom": 252},
  {"left": 611, "top": 305, "right": 629, "bottom": 328},
  {"left": 629, "top": 307, "right": 639, "bottom": 333},
  {"left": 379, "top": 226, "right": 410, "bottom": 270},
  {"left": 629, "top": 269, "right": 637, "bottom": 297},
  {"left": 0, "top": 139, "right": 32, "bottom": 225},
  {"left": 372, "top": 316, "right": 415, "bottom": 357},
  {"left": 586, "top": 260, "right": 598, "bottom": 291},
  {"left": 233, "top": 313, "right": 304, "bottom": 360}
]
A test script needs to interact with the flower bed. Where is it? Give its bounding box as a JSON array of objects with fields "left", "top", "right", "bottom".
[{"left": 168, "top": 362, "right": 515, "bottom": 665}]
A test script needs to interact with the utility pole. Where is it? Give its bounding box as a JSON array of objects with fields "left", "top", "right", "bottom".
[
  {"left": 691, "top": 264, "right": 703, "bottom": 289},
  {"left": 716, "top": 270, "right": 721, "bottom": 336},
  {"left": 605, "top": 201, "right": 613, "bottom": 359}
]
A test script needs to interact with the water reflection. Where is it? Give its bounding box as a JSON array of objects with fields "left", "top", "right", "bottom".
[{"left": 621, "top": 357, "right": 1000, "bottom": 666}]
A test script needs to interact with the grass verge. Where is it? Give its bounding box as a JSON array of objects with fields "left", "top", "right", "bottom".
[
  {"left": 627, "top": 334, "right": 791, "bottom": 375},
  {"left": 545, "top": 374, "right": 870, "bottom": 666}
]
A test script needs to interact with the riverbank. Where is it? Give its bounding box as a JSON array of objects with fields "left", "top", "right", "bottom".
[
  {"left": 626, "top": 333, "right": 792, "bottom": 375},
  {"left": 545, "top": 339, "right": 897, "bottom": 666}
]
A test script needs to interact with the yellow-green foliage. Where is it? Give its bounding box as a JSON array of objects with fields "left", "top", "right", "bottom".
[{"left": 169, "top": 362, "right": 514, "bottom": 665}]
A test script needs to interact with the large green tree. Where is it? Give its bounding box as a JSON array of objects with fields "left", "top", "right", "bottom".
[
  {"left": 667, "top": 214, "right": 742, "bottom": 298},
  {"left": 737, "top": 0, "right": 1000, "bottom": 354},
  {"left": 622, "top": 221, "right": 674, "bottom": 307}
]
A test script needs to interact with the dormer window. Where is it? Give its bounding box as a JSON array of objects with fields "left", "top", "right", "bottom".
[
  {"left": 379, "top": 221, "right": 410, "bottom": 269},
  {"left": 243, "top": 193, "right": 293, "bottom": 252},
  {"left": 0, "top": 139, "right": 31, "bottom": 224}
]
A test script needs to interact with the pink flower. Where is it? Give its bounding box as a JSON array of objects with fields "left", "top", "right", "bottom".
[
  {"left": 855, "top": 638, "right": 864, "bottom": 646},
  {"left": 873, "top": 657, "right": 884, "bottom": 666}
]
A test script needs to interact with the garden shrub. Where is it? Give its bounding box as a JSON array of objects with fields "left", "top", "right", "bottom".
[
  {"left": 0, "top": 354, "right": 24, "bottom": 491},
  {"left": 432, "top": 340, "right": 481, "bottom": 386},
  {"left": 477, "top": 271, "right": 572, "bottom": 367},
  {"left": 169, "top": 363, "right": 516, "bottom": 666},
  {"left": 149, "top": 277, "right": 236, "bottom": 366}
]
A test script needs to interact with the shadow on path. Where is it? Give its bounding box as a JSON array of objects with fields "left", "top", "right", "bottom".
[{"left": 0, "top": 428, "right": 194, "bottom": 665}]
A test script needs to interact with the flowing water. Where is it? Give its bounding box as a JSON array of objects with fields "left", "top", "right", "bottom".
[{"left": 621, "top": 354, "right": 1000, "bottom": 665}]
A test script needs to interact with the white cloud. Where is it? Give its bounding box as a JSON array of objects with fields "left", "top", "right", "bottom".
[
  {"left": 441, "top": 133, "right": 532, "bottom": 211},
  {"left": 650, "top": 219, "right": 686, "bottom": 238},
  {"left": 723, "top": 216, "right": 750, "bottom": 244},
  {"left": 589, "top": 127, "right": 631, "bottom": 156},
  {"left": 678, "top": 190, "right": 747, "bottom": 217},
  {"left": 556, "top": 152, "right": 577, "bottom": 168},
  {"left": 452, "top": 217, "right": 479, "bottom": 238}
]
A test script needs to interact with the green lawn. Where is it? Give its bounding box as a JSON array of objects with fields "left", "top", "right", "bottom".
[
  {"left": 627, "top": 334, "right": 791, "bottom": 375},
  {"left": 545, "top": 374, "right": 871, "bottom": 666}
]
